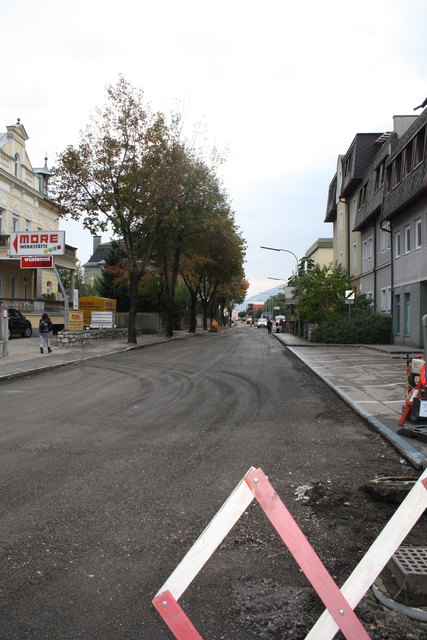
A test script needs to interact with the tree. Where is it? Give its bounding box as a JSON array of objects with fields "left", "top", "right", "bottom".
[
  {"left": 52, "top": 76, "right": 174, "bottom": 343},
  {"left": 178, "top": 173, "right": 245, "bottom": 333},
  {"left": 154, "top": 147, "right": 225, "bottom": 337},
  {"left": 58, "top": 263, "right": 95, "bottom": 299},
  {"left": 290, "top": 264, "right": 349, "bottom": 323},
  {"left": 216, "top": 276, "right": 248, "bottom": 325},
  {"left": 196, "top": 213, "right": 246, "bottom": 330},
  {"left": 93, "top": 240, "right": 130, "bottom": 311}
]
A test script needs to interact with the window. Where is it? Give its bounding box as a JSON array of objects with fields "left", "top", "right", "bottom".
[
  {"left": 25, "top": 219, "right": 31, "bottom": 232},
  {"left": 363, "top": 237, "right": 373, "bottom": 261},
  {"left": 414, "top": 126, "right": 426, "bottom": 167},
  {"left": 344, "top": 152, "right": 353, "bottom": 176},
  {"left": 12, "top": 216, "right": 19, "bottom": 232},
  {"left": 381, "top": 288, "right": 387, "bottom": 312},
  {"left": 392, "top": 154, "right": 402, "bottom": 187},
  {"left": 404, "top": 293, "right": 411, "bottom": 336},
  {"left": 374, "top": 159, "right": 386, "bottom": 191},
  {"left": 358, "top": 183, "right": 368, "bottom": 209},
  {"left": 403, "top": 139, "right": 413, "bottom": 177},
  {"left": 352, "top": 242, "right": 357, "bottom": 270},
  {"left": 380, "top": 223, "right": 391, "bottom": 251},
  {"left": 387, "top": 286, "right": 391, "bottom": 313},
  {"left": 395, "top": 231, "right": 401, "bottom": 258},
  {"left": 385, "top": 164, "right": 392, "bottom": 193},
  {"left": 395, "top": 294, "right": 401, "bottom": 335},
  {"left": 415, "top": 218, "right": 422, "bottom": 250},
  {"left": 14, "top": 153, "right": 20, "bottom": 178},
  {"left": 404, "top": 225, "right": 411, "bottom": 254},
  {"left": 339, "top": 210, "right": 343, "bottom": 233}
]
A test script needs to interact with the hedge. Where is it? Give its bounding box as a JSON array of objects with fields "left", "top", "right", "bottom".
[{"left": 310, "top": 312, "right": 392, "bottom": 344}]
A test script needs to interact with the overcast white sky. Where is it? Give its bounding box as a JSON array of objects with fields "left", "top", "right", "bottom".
[{"left": 3, "top": 0, "right": 427, "bottom": 300}]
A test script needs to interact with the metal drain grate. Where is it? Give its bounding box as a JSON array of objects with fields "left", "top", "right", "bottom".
[
  {"left": 393, "top": 546, "right": 427, "bottom": 575},
  {"left": 386, "top": 546, "right": 427, "bottom": 606}
]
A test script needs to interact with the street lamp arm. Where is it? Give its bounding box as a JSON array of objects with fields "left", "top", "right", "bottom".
[{"left": 260, "top": 246, "right": 299, "bottom": 268}]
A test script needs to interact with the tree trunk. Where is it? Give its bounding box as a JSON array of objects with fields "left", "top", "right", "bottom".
[
  {"left": 202, "top": 298, "right": 209, "bottom": 330},
  {"left": 164, "top": 247, "right": 181, "bottom": 338},
  {"left": 188, "top": 290, "right": 198, "bottom": 333},
  {"left": 128, "top": 271, "right": 140, "bottom": 344}
]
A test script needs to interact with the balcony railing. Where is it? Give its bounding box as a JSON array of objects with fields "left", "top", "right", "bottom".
[{"left": 0, "top": 297, "right": 67, "bottom": 313}]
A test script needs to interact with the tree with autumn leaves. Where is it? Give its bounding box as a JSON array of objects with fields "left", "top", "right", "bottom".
[{"left": 52, "top": 77, "right": 246, "bottom": 342}]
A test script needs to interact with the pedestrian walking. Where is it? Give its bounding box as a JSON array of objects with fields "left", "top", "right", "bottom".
[
  {"left": 39, "top": 313, "right": 53, "bottom": 354},
  {"left": 267, "top": 318, "right": 272, "bottom": 334}
]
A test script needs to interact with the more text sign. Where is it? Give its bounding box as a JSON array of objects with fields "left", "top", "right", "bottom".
[{"left": 10, "top": 231, "right": 65, "bottom": 256}]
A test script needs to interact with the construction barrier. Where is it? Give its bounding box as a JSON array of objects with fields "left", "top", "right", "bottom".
[
  {"left": 399, "top": 356, "right": 427, "bottom": 426},
  {"left": 153, "top": 467, "right": 427, "bottom": 640}
]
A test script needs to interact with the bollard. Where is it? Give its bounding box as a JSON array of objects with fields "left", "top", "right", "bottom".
[{"left": 0, "top": 307, "right": 9, "bottom": 357}]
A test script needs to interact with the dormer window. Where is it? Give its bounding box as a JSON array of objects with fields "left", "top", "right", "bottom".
[{"left": 14, "top": 153, "right": 20, "bottom": 178}]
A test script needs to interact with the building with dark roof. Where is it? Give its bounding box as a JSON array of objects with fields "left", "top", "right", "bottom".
[
  {"left": 325, "top": 109, "right": 427, "bottom": 348},
  {"left": 83, "top": 236, "right": 112, "bottom": 284}
]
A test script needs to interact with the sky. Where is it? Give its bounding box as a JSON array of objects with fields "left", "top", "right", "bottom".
[{"left": 3, "top": 0, "right": 427, "bottom": 302}]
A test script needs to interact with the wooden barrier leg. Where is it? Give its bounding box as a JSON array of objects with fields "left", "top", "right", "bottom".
[
  {"left": 153, "top": 591, "right": 204, "bottom": 640},
  {"left": 245, "top": 468, "right": 371, "bottom": 640}
]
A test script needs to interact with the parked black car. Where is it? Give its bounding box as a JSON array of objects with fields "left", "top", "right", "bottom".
[{"left": 8, "top": 308, "right": 32, "bottom": 338}]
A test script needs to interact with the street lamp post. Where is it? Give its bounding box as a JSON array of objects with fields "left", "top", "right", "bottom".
[{"left": 261, "top": 245, "right": 301, "bottom": 336}]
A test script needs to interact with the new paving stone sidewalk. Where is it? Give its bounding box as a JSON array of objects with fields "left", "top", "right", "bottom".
[{"left": 274, "top": 333, "right": 427, "bottom": 469}]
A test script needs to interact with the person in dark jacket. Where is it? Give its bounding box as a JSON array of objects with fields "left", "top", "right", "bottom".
[
  {"left": 267, "top": 318, "right": 273, "bottom": 334},
  {"left": 39, "top": 313, "right": 53, "bottom": 354}
]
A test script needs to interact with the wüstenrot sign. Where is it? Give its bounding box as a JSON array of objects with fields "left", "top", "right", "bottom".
[
  {"left": 10, "top": 231, "right": 65, "bottom": 256},
  {"left": 20, "top": 256, "right": 53, "bottom": 269}
]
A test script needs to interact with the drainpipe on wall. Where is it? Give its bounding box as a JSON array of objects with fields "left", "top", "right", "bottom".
[
  {"left": 381, "top": 218, "right": 393, "bottom": 343},
  {"left": 373, "top": 222, "right": 377, "bottom": 311}
]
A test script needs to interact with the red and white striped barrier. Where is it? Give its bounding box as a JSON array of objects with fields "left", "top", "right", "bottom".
[{"left": 153, "top": 467, "right": 427, "bottom": 640}]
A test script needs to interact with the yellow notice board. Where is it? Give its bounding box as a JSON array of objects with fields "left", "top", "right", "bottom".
[
  {"left": 69, "top": 310, "right": 84, "bottom": 331},
  {"left": 78, "top": 297, "right": 117, "bottom": 326}
]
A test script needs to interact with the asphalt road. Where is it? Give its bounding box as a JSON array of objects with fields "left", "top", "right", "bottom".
[{"left": 1, "top": 325, "right": 425, "bottom": 639}]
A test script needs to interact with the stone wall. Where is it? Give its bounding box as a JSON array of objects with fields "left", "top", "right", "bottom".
[{"left": 57, "top": 328, "right": 128, "bottom": 348}]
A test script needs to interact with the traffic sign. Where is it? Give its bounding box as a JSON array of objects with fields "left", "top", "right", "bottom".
[
  {"left": 20, "top": 256, "right": 53, "bottom": 269},
  {"left": 10, "top": 231, "right": 65, "bottom": 256},
  {"left": 345, "top": 289, "right": 355, "bottom": 304}
]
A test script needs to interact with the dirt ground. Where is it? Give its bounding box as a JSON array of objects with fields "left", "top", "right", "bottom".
[
  {"left": 2, "top": 329, "right": 426, "bottom": 640},
  {"left": 217, "top": 468, "right": 427, "bottom": 640}
]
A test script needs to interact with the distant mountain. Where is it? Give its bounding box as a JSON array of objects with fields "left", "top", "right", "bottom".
[{"left": 237, "top": 284, "right": 287, "bottom": 311}]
